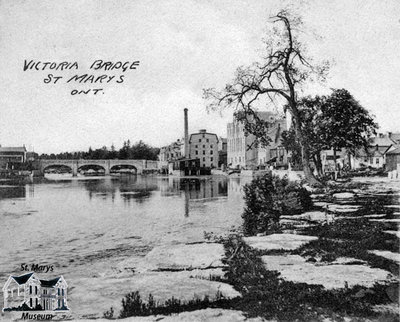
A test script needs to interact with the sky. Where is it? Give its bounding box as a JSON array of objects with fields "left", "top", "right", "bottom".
[{"left": 0, "top": 0, "right": 399, "bottom": 154}]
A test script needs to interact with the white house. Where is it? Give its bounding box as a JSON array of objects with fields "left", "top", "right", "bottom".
[
  {"left": 350, "top": 135, "right": 396, "bottom": 169},
  {"left": 2, "top": 272, "right": 68, "bottom": 311}
]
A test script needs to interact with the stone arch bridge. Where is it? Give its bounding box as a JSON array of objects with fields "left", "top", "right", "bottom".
[{"left": 38, "top": 159, "right": 159, "bottom": 176}]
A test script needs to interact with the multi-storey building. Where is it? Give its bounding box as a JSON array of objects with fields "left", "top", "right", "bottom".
[
  {"left": 188, "top": 129, "right": 219, "bottom": 168},
  {"left": 227, "top": 112, "right": 288, "bottom": 169},
  {"left": 158, "top": 139, "right": 184, "bottom": 162},
  {"left": 0, "top": 146, "right": 27, "bottom": 168}
]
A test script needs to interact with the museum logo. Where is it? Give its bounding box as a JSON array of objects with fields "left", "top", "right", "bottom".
[{"left": 2, "top": 271, "right": 69, "bottom": 315}]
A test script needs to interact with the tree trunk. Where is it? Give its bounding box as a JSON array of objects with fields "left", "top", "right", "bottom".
[
  {"left": 313, "top": 153, "right": 323, "bottom": 177},
  {"left": 291, "top": 108, "right": 320, "bottom": 185},
  {"left": 333, "top": 147, "right": 337, "bottom": 171}
]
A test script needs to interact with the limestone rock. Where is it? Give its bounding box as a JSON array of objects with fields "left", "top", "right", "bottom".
[
  {"left": 261, "top": 254, "right": 394, "bottom": 289},
  {"left": 244, "top": 234, "right": 317, "bottom": 251},
  {"left": 368, "top": 250, "right": 400, "bottom": 263},
  {"left": 332, "top": 192, "right": 355, "bottom": 199},
  {"left": 139, "top": 243, "right": 225, "bottom": 271},
  {"left": 281, "top": 211, "right": 332, "bottom": 222},
  {"left": 70, "top": 272, "right": 240, "bottom": 319}
]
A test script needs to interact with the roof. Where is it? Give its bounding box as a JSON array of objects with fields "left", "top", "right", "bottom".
[
  {"left": 189, "top": 131, "right": 219, "bottom": 142},
  {"left": 387, "top": 147, "right": 400, "bottom": 155},
  {"left": 389, "top": 133, "right": 400, "bottom": 144},
  {"left": 0, "top": 147, "right": 27, "bottom": 152},
  {"left": 40, "top": 277, "right": 61, "bottom": 287},
  {"left": 369, "top": 136, "right": 396, "bottom": 147},
  {"left": 11, "top": 272, "right": 34, "bottom": 285},
  {"left": 355, "top": 147, "right": 387, "bottom": 157}
]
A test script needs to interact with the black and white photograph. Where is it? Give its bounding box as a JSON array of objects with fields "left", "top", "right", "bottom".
[{"left": 0, "top": 0, "right": 399, "bottom": 321}]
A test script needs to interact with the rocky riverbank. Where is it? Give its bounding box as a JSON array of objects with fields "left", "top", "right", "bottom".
[{"left": 66, "top": 176, "right": 399, "bottom": 320}]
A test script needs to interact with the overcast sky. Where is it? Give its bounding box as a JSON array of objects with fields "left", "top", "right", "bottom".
[{"left": 0, "top": 0, "right": 399, "bottom": 154}]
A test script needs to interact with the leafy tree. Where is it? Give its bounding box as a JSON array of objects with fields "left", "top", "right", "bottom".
[
  {"left": 282, "top": 95, "right": 326, "bottom": 175},
  {"left": 204, "top": 10, "right": 329, "bottom": 184},
  {"left": 319, "top": 88, "right": 378, "bottom": 170},
  {"left": 38, "top": 140, "right": 160, "bottom": 161},
  {"left": 282, "top": 89, "right": 378, "bottom": 176}
]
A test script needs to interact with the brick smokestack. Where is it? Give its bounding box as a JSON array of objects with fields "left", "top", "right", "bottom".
[{"left": 184, "top": 108, "right": 189, "bottom": 158}]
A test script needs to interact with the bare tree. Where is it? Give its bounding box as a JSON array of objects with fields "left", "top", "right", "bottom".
[{"left": 204, "top": 10, "right": 329, "bottom": 184}]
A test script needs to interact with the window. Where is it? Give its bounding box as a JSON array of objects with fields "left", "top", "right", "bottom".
[
  {"left": 210, "top": 157, "right": 213, "bottom": 161},
  {"left": 210, "top": 145, "right": 213, "bottom": 149},
  {"left": 195, "top": 145, "right": 198, "bottom": 148},
  {"left": 30, "top": 286, "right": 32, "bottom": 294},
  {"left": 203, "top": 151, "right": 205, "bottom": 155},
  {"left": 36, "top": 298, "right": 38, "bottom": 307},
  {"left": 206, "top": 139, "right": 209, "bottom": 142},
  {"left": 203, "top": 157, "right": 205, "bottom": 161},
  {"left": 30, "top": 298, "right": 33, "bottom": 307},
  {"left": 199, "top": 139, "right": 201, "bottom": 142},
  {"left": 58, "top": 288, "right": 61, "bottom": 295},
  {"left": 195, "top": 150, "right": 198, "bottom": 155},
  {"left": 211, "top": 163, "right": 213, "bottom": 168},
  {"left": 376, "top": 158, "right": 379, "bottom": 164},
  {"left": 35, "top": 286, "right": 37, "bottom": 295},
  {"left": 62, "top": 289, "right": 64, "bottom": 296},
  {"left": 210, "top": 150, "right": 213, "bottom": 155}
]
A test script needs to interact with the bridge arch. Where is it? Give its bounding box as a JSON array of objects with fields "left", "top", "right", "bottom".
[
  {"left": 78, "top": 164, "right": 107, "bottom": 175},
  {"left": 110, "top": 164, "right": 138, "bottom": 174},
  {"left": 42, "top": 164, "right": 73, "bottom": 175}
]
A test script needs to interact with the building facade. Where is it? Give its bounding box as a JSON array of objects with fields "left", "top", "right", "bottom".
[
  {"left": 350, "top": 134, "right": 396, "bottom": 169},
  {"left": 227, "top": 112, "right": 288, "bottom": 169},
  {"left": 0, "top": 146, "right": 27, "bottom": 168},
  {"left": 386, "top": 147, "right": 400, "bottom": 172},
  {"left": 158, "top": 139, "right": 184, "bottom": 162},
  {"left": 188, "top": 130, "right": 219, "bottom": 168}
]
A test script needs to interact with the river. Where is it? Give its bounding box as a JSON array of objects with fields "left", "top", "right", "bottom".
[{"left": 0, "top": 174, "right": 248, "bottom": 318}]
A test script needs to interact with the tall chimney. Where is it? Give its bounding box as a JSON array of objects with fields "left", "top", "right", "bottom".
[{"left": 184, "top": 108, "right": 189, "bottom": 159}]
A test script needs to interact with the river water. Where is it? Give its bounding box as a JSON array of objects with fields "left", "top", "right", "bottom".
[{"left": 0, "top": 174, "right": 247, "bottom": 318}]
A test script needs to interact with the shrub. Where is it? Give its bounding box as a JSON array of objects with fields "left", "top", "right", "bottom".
[
  {"left": 242, "top": 172, "right": 312, "bottom": 235},
  {"left": 109, "top": 290, "right": 232, "bottom": 318}
]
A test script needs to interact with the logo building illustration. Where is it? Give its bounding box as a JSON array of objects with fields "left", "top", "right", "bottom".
[{"left": 2, "top": 272, "right": 69, "bottom": 311}]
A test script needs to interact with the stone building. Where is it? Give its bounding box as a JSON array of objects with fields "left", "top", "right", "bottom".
[
  {"left": 227, "top": 112, "right": 287, "bottom": 169},
  {"left": 159, "top": 139, "right": 184, "bottom": 162},
  {"left": 188, "top": 130, "right": 219, "bottom": 168}
]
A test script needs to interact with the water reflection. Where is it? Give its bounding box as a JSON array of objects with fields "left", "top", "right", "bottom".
[
  {"left": 179, "top": 178, "right": 228, "bottom": 200},
  {"left": 0, "top": 185, "right": 26, "bottom": 199}
]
